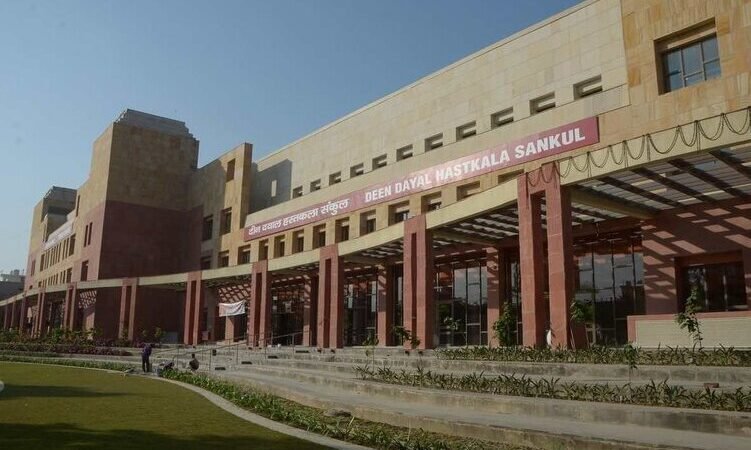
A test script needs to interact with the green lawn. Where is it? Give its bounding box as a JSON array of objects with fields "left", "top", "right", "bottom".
[{"left": 0, "top": 362, "right": 329, "bottom": 450}]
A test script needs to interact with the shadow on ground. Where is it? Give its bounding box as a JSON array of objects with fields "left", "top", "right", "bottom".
[
  {"left": 0, "top": 423, "right": 324, "bottom": 450},
  {"left": 0, "top": 384, "right": 126, "bottom": 400}
]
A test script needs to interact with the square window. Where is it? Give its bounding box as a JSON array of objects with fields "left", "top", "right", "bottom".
[
  {"left": 425, "top": 134, "right": 443, "bottom": 151},
  {"left": 657, "top": 23, "right": 720, "bottom": 94},
  {"left": 350, "top": 163, "right": 365, "bottom": 177},
  {"left": 396, "top": 145, "right": 413, "bottom": 161},
  {"left": 238, "top": 245, "right": 251, "bottom": 264},
  {"left": 574, "top": 76, "right": 603, "bottom": 99},
  {"left": 361, "top": 211, "right": 377, "bottom": 235},
  {"left": 372, "top": 154, "right": 387, "bottom": 170},
  {"left": 530, "top": 93, "right": 555, "bottom": 115},
  {"left": 200, "top": 256, "right": 212, "bottom": 270},
  {"left": 390, "top": 203, "right": 410, "bottom": 224},
  {"left": 329, "top": 172, "right": 341, "bottom": 185},
  {"left": 456, "top": 121, "right": 477, "bottom": 141},
  {"left": 310, "top": 179, "right": 321, "bottom": 192},
  {"left": 491, "top": 108, "right": 513, "bottom": 129},
  {"left": 313, "top": 225, "right": 326, "bottom": 248},
  {"left": 292, "top": 186, "right": 303, "bottom": 198},
  {"left": 336, "top": 219, "right": 350, "bottom": 242},
  {"left": 423, "top": 193, "right": 442, "bottom": 212},
  {"left": 218, "top": 251, "right": 230, "bottom": 268}
]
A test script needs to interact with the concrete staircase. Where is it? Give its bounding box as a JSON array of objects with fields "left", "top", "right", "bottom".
[{"left": 152, "top": 346, "right": 751, "bottom": 450}]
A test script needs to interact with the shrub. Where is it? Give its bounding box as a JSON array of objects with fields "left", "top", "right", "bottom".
[
  {"left": 355, "top": 366, "right": 751, "bottom": 412},
  {"left": 435, "top": 345, "right": 751, "bottom": 367}
]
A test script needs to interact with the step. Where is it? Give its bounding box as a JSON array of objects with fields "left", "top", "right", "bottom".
[
  {"left": 212, "top": 369, "right": 751, "bottom": 450},
  {"left": 237, "top": 351, "right": 751, "bottom": 383},
  {"left": 234, "top": 354, "right": 751, "bottom": 390},
  {"left": 236, "top": 362, "right": 751, "bottom": 437}
]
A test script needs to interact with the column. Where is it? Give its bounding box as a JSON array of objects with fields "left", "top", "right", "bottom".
[
  {"left": 35, "top": 291, "right": 47, "bottom": 338},
  {"left": 486, "top": 247, "right": 505, "bottom": 347},
  {"left": 518, "top": 173, "right": 547, "bottom": 347},
  {"left": 10, "top": 299, "right": 18, "bottom": 331},
  {"left": 2, "top": 304, "right": 10, "bottom": 330},
  {"left": 544, "top": 173, "right": 574, "bottom": 348},
  {"left": 376, "top": 264, "right": 394, "bottom": 346},
  {"left": 119, "top": 279, "right": 137, "bottom": 340},
  {"left": 302, "top": 274, "right": 317, "bottom": 346},
  {"left": 18, "top": 296, "right": 28, "bottom": 335},
  {"left": 225, "top": 315, "right": 236, "bottom": 342},
  {"left": 318, "top": 245, "right": 343, "bottom": 348},
  {"left": 249, "top": 261, "right": 270, "bottom": 347},
  {"left": 189, "top": 272, "right": 205, "bottom": 345},
  {"left": 67, "top": 285, "right": 79, "bottom": 331},
  {"left": 403, "top": 215, "right": 435, "bottom": 350}
]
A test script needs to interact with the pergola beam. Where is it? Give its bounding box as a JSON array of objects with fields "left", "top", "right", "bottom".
[
  {"left": 569, "top": 187, "right": 656, "bottom": 220},
  {"left": 344, "top": 255, "right": 385, "bottom": 266},
  {"left": 600, "top": 176, "right": 683, "bottom": 208},
  {"left": 434, "top": 229, "right": 498, "bottom": 247},
  {"left": 632, "top": 167, "right": 715, "bottom": 203},
  {"left": 668, "top": 158, "right": 748, "bottom": 199},
  {"left": 710, "top": 149, "right": 751, "bottom": 184}
]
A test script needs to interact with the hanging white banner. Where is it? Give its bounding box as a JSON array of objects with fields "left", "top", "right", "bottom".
[{"left": 219, "top": 301, "right": 246, "bottom": 317}]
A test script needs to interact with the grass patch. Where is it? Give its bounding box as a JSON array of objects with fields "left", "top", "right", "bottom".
[
  {"left": 0, "top": 361, "right": 326, "bottom": 450},
  {"left": 162, "top": 369, "right": 520, "bottom": 450}
]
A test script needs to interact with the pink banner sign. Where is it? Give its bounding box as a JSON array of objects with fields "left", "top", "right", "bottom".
[{"left": 245, "top": 117, "right": 599, "bottom": 240}]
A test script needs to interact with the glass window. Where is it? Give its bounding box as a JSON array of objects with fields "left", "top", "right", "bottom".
[
  {"left": 662, "top": 35, "right": 720, "bottom": 93},
  {"left": 681, "top": 261, "right": 746, "bottom": 312}
]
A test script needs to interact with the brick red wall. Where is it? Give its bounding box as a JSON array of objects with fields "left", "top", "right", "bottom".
[
  {"left": 98, "top": 201, "right": 201, "bottom": 279},
  {"left": 642, "top": 198, "right": 751, "bottom": 314}
]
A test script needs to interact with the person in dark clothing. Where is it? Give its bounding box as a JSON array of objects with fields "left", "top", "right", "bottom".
[
  {"left": 188, "top": 353, "right": 200, "bottom": 372},
  {"left": 141, "top": 343, "right": 153, "bottom": 373}
]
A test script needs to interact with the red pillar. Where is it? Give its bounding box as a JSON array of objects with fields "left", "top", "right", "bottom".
[
  {"left": 19, "top": 296, "right": 28, "bottom": 335},
  {"left": 2, "top": 304, "right": 9, "bottom": 330},
  {"left": 119, "top": 279, "right": 137, "bottom": 340},
  {"left": 225, "top": 315, "right": 236, "bottom": 342},
  {"left": 67, "top": 285, "right": 79, "bottom": 331},
  {"left": 249, "top": 261, "right": 270, "bottom": 347},
  {"left": 545, "top": 174, "right": 574, "bottom": 348},
  {"left": 376, "top": 264, "right": 394, "bottom": 346},
  {"left": 10, "top": 298, "right": 18, "bottom": 331},
  {"left": 486, "top": 247, "right": 504, "bottom": 347},
  {"left": 257, "top": 266, "right": 273, "bottom": 347},
  {"left": 403, "top": 215, "right": 435, "bottom": 350},
  {"left": 35, "top": 290, "right": 47, "bottom": 338},
  {"left": 302, "top": 274, "right": 317, "bottom": 346},
  {"left": 318, "top": 245, "right": 343, "bottom": 348},
  {"left": 518, "top": 174, "right": 548, "bottom": 347}
]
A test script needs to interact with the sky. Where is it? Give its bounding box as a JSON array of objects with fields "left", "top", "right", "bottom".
[{"left": 0, "top": 0, "right": 581, "bottom": 273}]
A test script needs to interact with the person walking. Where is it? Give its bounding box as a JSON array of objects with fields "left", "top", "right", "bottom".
[{"left": 141, "top": 343, "right": 153, "bottom": 373}]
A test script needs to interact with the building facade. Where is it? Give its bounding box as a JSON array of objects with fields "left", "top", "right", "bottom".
[{"left": 2, "top": 0, "right": 751, "bottom": 348}]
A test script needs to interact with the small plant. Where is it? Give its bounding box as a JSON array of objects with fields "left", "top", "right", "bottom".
[
  {"left": 362, "top": 331, "right": 379, "bottom": 366},
  {"left": 392, "top": 326, "right": 410, "bottom": 346},
  {"left": 569, "top": 298, "right": 594, "bottom": 349},
  {"left": 354, "top": 365, "right": 751, "bottom": 412},
  {"left": 676, "top": 284, "right": 703, "bottom": 346},
  {"left": 492, "top": 301, "right": 517, "bottom": 347}
]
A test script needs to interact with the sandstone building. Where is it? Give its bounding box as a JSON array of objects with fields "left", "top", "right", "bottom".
[{"left": 2, "top": 0, "right": 751, "bottom": 349}]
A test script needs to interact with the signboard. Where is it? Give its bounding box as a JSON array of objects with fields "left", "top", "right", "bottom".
[
  {"left": 219, "top": 301, "right": 246, "bottom": 317},
  {"left": 244, "top": 117, "right": 599, "bottom": 240}
]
